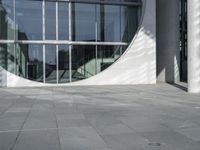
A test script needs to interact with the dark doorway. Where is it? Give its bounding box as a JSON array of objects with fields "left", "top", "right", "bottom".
[{"left": 180, "top": 0, "right": 187, "bottom": 82}]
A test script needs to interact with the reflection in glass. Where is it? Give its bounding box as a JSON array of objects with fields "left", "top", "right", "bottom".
[
  {"left": 72, "top": 3, "right": 96, "bottom": 41},
  {"left": 15, "top": 0, "right": 42, "bottom": 40},
  {"left": 15, "top": 44, "right": 43, "bottom": 82},
  {"left": 97, "top": 5, "right": 121, "bottom": 42},
  {"left": 71, "top": 45, "right": 96, "bottom": 81},
  {"left": 97, "top": 45, "right": 127, "bottom": 72},
  {"left": 58, "top": 2, "right": 69, "bottom": 40},
  {"left": 6, "top": 43, "right": 15, "bottom": 74},
  {"left": 121, "top": 6, "right": 139, "bottom": 43},
  {"left": 58, "top": 45, "right": 69, "bottom": 83},
  {"left": 45, "top": 1, "right": 56, "bottom": 40},
  {"left": 45, "top": 45, "right": 57, "bottom": 83},
  {"left": 0, "top": 0, "right": 14, "bottom": 40},
  {"left": 0, "top": 44, "right": 7, "bottom": 69}
]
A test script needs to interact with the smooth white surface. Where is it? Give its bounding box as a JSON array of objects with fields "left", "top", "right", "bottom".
[
  {"left": 187, "top": 0, "right": 200, "bottom": 93},
  {"left": 4, "top": 0, "right": 156, "bottom": 87}
]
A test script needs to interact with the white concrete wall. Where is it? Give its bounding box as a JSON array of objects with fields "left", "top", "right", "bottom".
[
  {"left": 187, "top": 0, "right": 200, "bottom": 93},
  {"left": 4, "top": 0, "right": 156, "bottom": 87}
]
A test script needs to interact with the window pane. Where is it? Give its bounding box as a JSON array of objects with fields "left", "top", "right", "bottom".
[
  {"left": 58, "top": 45, "right": 69, "bottom": 83},
  {"left": 45, "top": 45, "right": 57, "bottom": 83},
  {"left": 15, "top": 44, "right": 43, "bottom": 82},
  {"left": 121, "top": 6, "right": 139, "bottom": 43},
  {"left": 15, "top": 0, "right": 42, "bottom": 40},
  {"left": 97, "top": 5, "right": 121, "bottom": 42},
  {"left": 0, "top": 0, "right": 14, "bottom": 40},
  {"left": 45, "top": 1, "right": 56, "bottom": 40},
  {"left": 71, "top": 45, "right": 96, "bottom": 81},
  {"left": 72, "top": 3, "right": 96, "bottom": 41},
  {"left": 97, "top": 45, "right": 126, "bottom": 73},
  {"left": 0, "top": 44, "right": 8, "bottom": 69},
  {"left": 6, "top": 43, "right": 15, "bottom": 74},
  {"left": 58, "top": 2, "right": 69, "bottom": 40}
]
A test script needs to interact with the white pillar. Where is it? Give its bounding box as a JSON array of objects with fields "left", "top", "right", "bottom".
[{"left": 187, "top": 0, "right": 200, "bottom": 93}]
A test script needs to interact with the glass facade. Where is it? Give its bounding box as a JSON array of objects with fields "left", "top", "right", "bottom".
[{"left": 0, "top": 0, "right": 141, "bottom": 84}]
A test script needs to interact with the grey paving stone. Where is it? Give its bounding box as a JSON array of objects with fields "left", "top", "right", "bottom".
[
  {"left": 22, "top": 110, "right": 57, "bottom": 130},
  {"left": 84, "top": 112, "right": 122, "bottom": 127},
  {"left": 92, "top": 123, "right": 135, "bottom": 136},
  {"left": 102, "top": 133, "right": 150, "bottom": 150},
  {"left": 12, "top": 130, "right": 60, "bottom": 150},
  {"left": 59, "top": 119, "right": 89, "bottom": 128},
  {"left": 59, "top": 126, "right": 108, "bottom": 150},
  {"left": 0, "top": 131, "right": 19, "bottom": 150},
  {"left": 118, "top": 116, "right": 170, "bottom": 132},
  {"left": 0, "top": 112, "right": 28, "bottom": 131},
  {"left": 175, "top": 127, "right": 200, "bottom": 142}
]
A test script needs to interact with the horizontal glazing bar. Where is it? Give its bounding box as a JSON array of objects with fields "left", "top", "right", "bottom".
[
  {"left": 69, "top": 0, "right": 141, "bottom": 6},
  {"left": 0, "top": 40, "right": 128, "bottom": 46},
  {"left": 39, "top": 0, "right": 142, "bottom": 6}
]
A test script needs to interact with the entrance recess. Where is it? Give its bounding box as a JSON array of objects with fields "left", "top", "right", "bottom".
[{"left": 180, "top": 0, "right": 187, "bottom": 81}]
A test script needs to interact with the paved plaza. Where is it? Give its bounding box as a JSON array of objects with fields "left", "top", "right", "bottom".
[{"left": 0, "top": 84, "right": 200, "bottom": 150}]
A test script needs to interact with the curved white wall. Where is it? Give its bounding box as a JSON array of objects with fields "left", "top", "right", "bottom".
[{"left": 3, "top": 0, "right": 156, "bottom": 87}]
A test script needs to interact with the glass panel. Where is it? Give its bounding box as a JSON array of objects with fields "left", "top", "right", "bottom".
[
  {"left": 72, "top": 3, "right": 96, "bottom": 41},
  {"left": 97, "top": 45, "right": 126, "bottom": 73},
  {"left": 15, "top": 44, "right": 43, "bottom": 82},
  {"left": 58, "top": 2, "right": 69, "bottom": 40},
  {"left": 45, "top": 1, "right": 56, "bottom": 40},
  {"left": 58, "top": 45, "right": 69, "bottom": 83},
  {"left": 0, "top": 44, "right": 7, "bottom": 69},
  {"left": 15, "top": 0, "right": 42, "bottom": 40},
  {"left": 6, "top": 43, "right": 15, "bottom": 74},
  {"left": 45, "top": 45, "right": 57, "bottom": 83},
  {"left": 97, "top": 5, "right": 121, "bottom": 42},
  {"left": 0, "top": 0, "right": 14, "bottom": 40},
  {"left": 121, "top": 6, "right": 139, "bottom": 43},
  {"left": 71, "top": 45, "right": 96, "bottom": 81}
]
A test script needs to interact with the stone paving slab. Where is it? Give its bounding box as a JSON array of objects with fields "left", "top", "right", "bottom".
[{"left": 0, "top": 83, "right": 200, "bottom": 150}]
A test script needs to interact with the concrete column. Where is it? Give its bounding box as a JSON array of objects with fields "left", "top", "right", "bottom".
[
  {"left": 187, "top": 0, "right": 200, "bottom": 93},
  {"left": 156, "top": 0, "right": 180, "bottom": 83}
]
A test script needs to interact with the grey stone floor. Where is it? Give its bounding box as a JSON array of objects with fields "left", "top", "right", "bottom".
[{"left": 0, "top": 84, "right": 200, "bottom": 150}]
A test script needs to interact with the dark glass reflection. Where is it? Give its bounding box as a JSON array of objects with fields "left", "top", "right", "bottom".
[
  {"left": 45, "top": 45, "right": 57, "bottom": 83},
  {"left": 0, "top": 44, "right": 8, "bottom": 69},
  {"left": 0, "top": 0, "right": 14, "bottom": 40},
  {"left": 97, "top": 5, "right": 121, "bottom": 42},
  {"left": 45, "top": 1, "right": 56, "bottom": 40},
  {"left": 58, "top": 45, "right": 69, "bottom": 83},
  {"left": 6, "top": 43, "right": 15, "bottom": 74},
  {"left": 97, "top": 45, "right": 127, "bottom": 72},
  {"left": 58, "top": 2, "right": 69, "bottom": 40},
  {"left": 72, "top": 3, "right": 96, "bottom": 41},
  {"left": 15, "top": 44, "right": 43, "bottom": 82},
  {"left": 121, "top": 6, "right": 139, "bottom": 42},
  {"left": 71, "top": 45, "right": 96, "bottom": 81},
  {"left": 15, "top": 0, "right": 42, "bottom": 40}
]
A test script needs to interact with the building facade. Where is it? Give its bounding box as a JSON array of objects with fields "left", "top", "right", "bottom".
[{"left": 0, "top": 0, "right": 200, "bottom": 93}]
